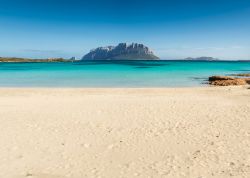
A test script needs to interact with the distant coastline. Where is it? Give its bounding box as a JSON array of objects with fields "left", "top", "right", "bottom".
[
  {"left": 0, "top": 56, "right": 249, "bottom": 63},
  {"left": 0, "top": 57, "right": 75, "bottom": 63},
  {"left": 183, "top": 56, "right": 219, "bottom": 61}
]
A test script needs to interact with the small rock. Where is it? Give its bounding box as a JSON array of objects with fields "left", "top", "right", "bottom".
[
  {"left": 208, "top": 76, "right": 249, "bottom": 86},
  {"left": 230, "top": 162, "right": 235, "bottom": 166},
  {"left": 209, "top": 76, "right": 234, "bottom": 81},
  {"left": 26, "top": 173, "right": 33, "bottom": 177}
]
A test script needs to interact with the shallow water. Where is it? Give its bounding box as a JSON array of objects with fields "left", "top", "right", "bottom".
[{"left": 0, "top": 60, "right": 249, "bottom": 87}]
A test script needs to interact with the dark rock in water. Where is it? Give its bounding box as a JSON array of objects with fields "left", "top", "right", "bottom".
[
  {"left": 208, "top": 75, "right": 250, "bottom": 86},
  {"left": 82, "top": 43, "right": 159, "bottom": 60},
  {"left": 209, "top": 76, "right": 235, "bottom": 81}
]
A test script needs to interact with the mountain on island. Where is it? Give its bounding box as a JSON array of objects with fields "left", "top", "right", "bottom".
[
  {"left": 82, "top": 43, "right": 159, "bottom": 60},
  {"left": 184, "top": 57, "right": 219, "bottom": 61}
]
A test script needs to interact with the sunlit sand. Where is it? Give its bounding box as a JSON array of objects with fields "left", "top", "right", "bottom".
[{"left": 0, "top": 87, "right": 249, "bottom": 178}]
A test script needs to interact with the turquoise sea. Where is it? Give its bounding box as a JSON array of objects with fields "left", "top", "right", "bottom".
[{"left": 0, "top": 61, "right": 249, "bottom": 87}]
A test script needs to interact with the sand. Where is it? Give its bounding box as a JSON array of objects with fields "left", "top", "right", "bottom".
[{"left": 0, "top": 87, "right": 249, "bottom": 178}]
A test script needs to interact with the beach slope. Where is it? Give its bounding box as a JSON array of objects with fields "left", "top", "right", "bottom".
[{"left": 0, "top": 87, "right": 249, "bottom": 178}]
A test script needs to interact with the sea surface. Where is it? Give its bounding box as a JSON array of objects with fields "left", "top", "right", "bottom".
[{"left": 0, "top": 60, "right": 249, "bottom": 87}]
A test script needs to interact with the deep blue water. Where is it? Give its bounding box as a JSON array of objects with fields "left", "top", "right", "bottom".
[{"left": 0, "top": 60, "right": 249, "bottom": 87}]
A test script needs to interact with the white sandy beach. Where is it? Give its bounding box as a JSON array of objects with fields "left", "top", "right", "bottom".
[{"left": 0, "top": 87, "right": 250, "bottom": 178}]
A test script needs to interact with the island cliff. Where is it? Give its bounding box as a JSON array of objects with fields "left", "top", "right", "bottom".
[{"left": 82, "top": 43, "right": 159, "bottom": 60}]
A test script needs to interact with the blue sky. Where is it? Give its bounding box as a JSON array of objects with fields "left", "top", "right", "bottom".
[{"left": 0, "top": 0, "right": 250, "bottom": 59}]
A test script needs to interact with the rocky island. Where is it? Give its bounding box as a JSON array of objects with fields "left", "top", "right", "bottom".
[{"left": 82, "top": 43, "right": 159, "bottom": 60}]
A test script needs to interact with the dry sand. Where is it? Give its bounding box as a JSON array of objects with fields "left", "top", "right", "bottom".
[{"left": 0, "top": 87, "right": 249, "bottom": 178}]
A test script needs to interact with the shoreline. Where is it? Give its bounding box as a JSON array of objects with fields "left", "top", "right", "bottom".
[
  {"left": 0, "top": 86, "right": 249, "bottom": 178},
  {"left": 0, "top": 85, "right": 248, "bottom": 91}
]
